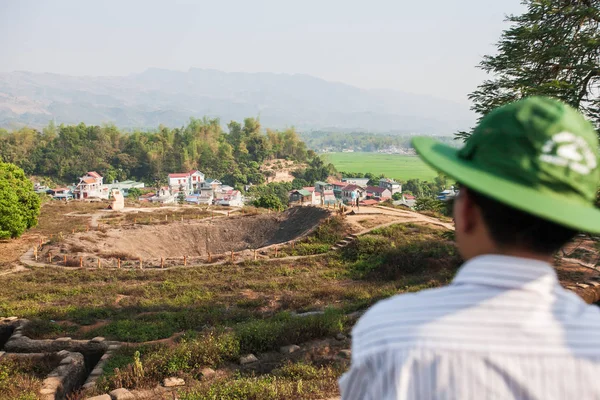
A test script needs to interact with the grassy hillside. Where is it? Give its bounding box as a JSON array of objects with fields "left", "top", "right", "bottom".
[{"left": 322, "top": 152, "right": 438, "bottom": 181}]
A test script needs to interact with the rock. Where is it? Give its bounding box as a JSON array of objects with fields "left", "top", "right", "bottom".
[
  {"left": 295, "top": 311, "right": 324, "bottom": 317},
  {"left": 55, "top": 337, "right": 72, "bottom": 342},
  {"left": 57, "top": 350, "right": 71, "bottom": 357},
  {"left": 163, "top": 377, "right": 185, "bottom": 387},
  {"left": 240, "top": 354, "right": 258, "bottom": 364},
  {"left": 109, "top": 388, "right": 135, "bottom": 400},
  {"left": 280, "top": 344, "right": 300, "bottom": 354},
  {"left": 86, "top": 395, "right": 111, "bottom": 400},
  {"left": 336, "top": 333, "right": 347, "bottom": 341},
  {"left": 90, "top": 336, "right": 106, "bottom": 343},
  {"left": 60, "top": 356, "right": 75, "bottom": 365},
  {"left": 577, "top": 283, "right": 590, "bottom": 289},
  {"left": 3, "top": 316, "right": 18, "bottom": 322},
  {"left": 337, "top": 349, "right": 352, "bottom": 359},
  {"left": 0, "top": 351, "right": 4, "bottom": 359},
  {"left": 347, "top": 311, "right": 364, "bottom": 321},
  {"left": 200, "top": 367, "right": 216, "bottom": 378}
]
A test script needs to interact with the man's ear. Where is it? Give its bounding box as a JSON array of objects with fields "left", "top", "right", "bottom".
[{"left": 459, "top": 188, "right": 478, "bottom": 234}]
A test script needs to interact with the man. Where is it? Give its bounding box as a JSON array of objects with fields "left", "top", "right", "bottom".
[{"left": 339, "top": 97, "right": 600, "bottom": 399}]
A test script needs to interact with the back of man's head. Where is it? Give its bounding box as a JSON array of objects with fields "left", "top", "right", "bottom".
[{"left": 463, "top": 186, "right": 577, "bottom": 255}]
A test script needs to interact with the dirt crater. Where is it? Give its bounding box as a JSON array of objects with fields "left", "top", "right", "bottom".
[{"left": 48, "top": 207, "right": 329, "bottom": 260}]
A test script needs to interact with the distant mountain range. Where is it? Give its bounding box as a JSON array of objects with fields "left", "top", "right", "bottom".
[{"left": 0, "top": 68, "right": 475, "bottom": 134}]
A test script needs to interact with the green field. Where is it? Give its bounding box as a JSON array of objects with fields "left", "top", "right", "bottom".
[{"left": 322, "top": 152, "right": 438, "bottom": 182}]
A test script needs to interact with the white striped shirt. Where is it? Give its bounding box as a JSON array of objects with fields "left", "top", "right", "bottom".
[{"left": 339, "top": 255, "right": 600, "bottom": 400}]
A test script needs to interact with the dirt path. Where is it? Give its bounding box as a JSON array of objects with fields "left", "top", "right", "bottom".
[{"left": 343, "top": 205, "right": 454, "bottom": 232}]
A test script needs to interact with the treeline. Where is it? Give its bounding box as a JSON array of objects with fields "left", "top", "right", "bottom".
[
  {"left": 299, "top": 131, "right": 458, "bottom": 152},
  {"left": 0, "top": 117, "right": 325, "bottom": 189}
]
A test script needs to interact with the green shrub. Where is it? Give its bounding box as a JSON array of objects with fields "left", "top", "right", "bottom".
[
  {"left": 293, "top": 243, "right": 330, "bottom": 256},
  {"left": 88, "top": 319, "right": 177, "bottom": 342},
  {"left": 179, "top": 362, "right": 341, "bottom": 400},
  {"left": 313, "top": 216, "right": 346, "bottom": 245},
  {"left": 351, "top": 240, "right": 461, "bottom": 280},
  {"left": 235, "top": 309, "right": 344, "bottom": 354}
]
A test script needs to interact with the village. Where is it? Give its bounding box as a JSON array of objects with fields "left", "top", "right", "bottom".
[{"left": 36, "top": 170, "right": 432, "bottom": 210}]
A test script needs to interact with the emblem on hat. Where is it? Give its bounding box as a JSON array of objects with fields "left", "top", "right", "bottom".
[{"left": 540, "top": 132, "right": 597, "bottom": 175}]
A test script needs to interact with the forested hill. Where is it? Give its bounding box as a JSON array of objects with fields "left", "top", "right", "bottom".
[
  {"left": 299, "top": 131, "right": 459, "bottom": 152},
  {"left": 0, "top": 69, "right": 474, "bottom": 133},
  {"left": 0, "top": 118, "right": 333, "bottom": 189}
]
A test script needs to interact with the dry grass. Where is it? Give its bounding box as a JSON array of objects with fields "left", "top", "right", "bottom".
[
  {"left": 0, "top": 353, "right": 62, "bottom": 399},
  {"left": 0, "top": 201, "right": 102, "bottom": 270}
]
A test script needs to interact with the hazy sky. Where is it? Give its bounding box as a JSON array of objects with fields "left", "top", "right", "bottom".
[{"left": 0, "top": 0, "right": 525, "bottom": 104}]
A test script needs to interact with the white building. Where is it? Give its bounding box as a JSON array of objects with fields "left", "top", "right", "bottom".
[
  {"left": 73, "top": 171, "right": 109, "bottom": 200},
  {"left": 379, "top": 178, "right": 402, "bottom": 195},
  {"left": 168, "top": 170, "right": 205, "bottom": 194},
  {"left": 215, "top": 190, "right": 243, "bottom": 207},
  {"left": 343, "top": 177, "right": 370, "bottom": 186}
]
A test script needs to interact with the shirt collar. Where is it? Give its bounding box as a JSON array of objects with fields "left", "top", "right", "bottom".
[{"left": 452, "top": 254, "right": 559, "bottom": 294}]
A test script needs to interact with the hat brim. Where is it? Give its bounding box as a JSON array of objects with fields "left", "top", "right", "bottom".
[{"left": 412, "top": 137, "right": 600, "bottom": 234}]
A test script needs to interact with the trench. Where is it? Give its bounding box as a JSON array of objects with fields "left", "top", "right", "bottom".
[{"left": 0, "top": 324, "right": 15, "bottom": 350}]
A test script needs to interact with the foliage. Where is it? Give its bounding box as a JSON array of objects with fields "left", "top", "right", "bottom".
[
  {"left": 179, "top": 362, "right": 342, "bottom": 400},
  {"left": 127, "top": 187, "right": 142, "bottom": 199},
  {"left": 292, "top": 156, "right": 336, "bottom": 185},
  {"left": 253, "top": 194, "right": 284, "bottom": 211},
  {"left": 414, "top": 197, "right": 446, "bottom": 214},
  {"left": 392, "top": 192, "right": 402, "bottom": 201},
  {"left": 0, "top": 162, "right": 41, "bottom": 239},
  {"left": 300, "top": 131, "right": 457, "bottom": 152},
  {"left": 0, "top": 354, "right": 61, "bottom": 399},
  {"left": 341, "top": 223, "right": 461, "bottom": 281},
  {"left": 0, "top": 118, "right": 319, "bottom": 190},
  {"left": 458, "top": 0, "right": 600, "bottom": 140},
  {"left": 248, "top": 182, "right": 292, "bottom": 206},
  {"left": 178, "top": 184, "right": 186, "bottom": 205},
  {"left": 234, "top": 309, "right": 344, "bottom": 354},
  {"left": 403, "top": 176, "right": 448, "bottom": 199},
  {"left": 179, "top": 362, "right": 341, "bottom": 400},
  {"left": 313, "top": 216, "right": 347, "bottom": 245}
]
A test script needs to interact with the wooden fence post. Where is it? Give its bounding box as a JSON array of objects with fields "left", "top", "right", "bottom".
[
  {"left": 165, "top": 214, "right": 168, "bottom": 221},
  {"left": 134, "top": 218, "right": 137, "bottom": 225},
  {"left": 79, "top": 256, "right": 83, "bottom": 268},
  {"left": 117, "top": 258, "right": 121, "bottom": 269},
  {"left": 64, "top": 255, "right": 67, "bottom": 264},
  {"left": 181, "top": 216, "right": 184, "bottom": 222},
  {"left": 139, "top": 258, "right": 143, "bottom": 269},
  {"left": 48, "top": 252, "right": 52, "bottom": 263},
  {"left": 274, "top": 247, "right": 278, "bottom": 258},
  {"left": 34, "top": 247, "right": 38, "bottom": 261},
  {"left": 72, "top": 228, "right": 75, "bottom": 234},
  {"left": 183, "top": 255, "right": 187, "bottom": 266},
  {"left": 231, "top": 250, "right": 234, "bottom": 263},
  {"left": 161, "top": 257, "right": 164, "bottom": 269},
  {"left": 254, "top": 250, "right": 257, "bottom": 261},
  {"left": 98, "top": 258, "right": 101, "bottom": 269},
  {"left": 208, "top": 252, "right": 212, "bottom": 263}
]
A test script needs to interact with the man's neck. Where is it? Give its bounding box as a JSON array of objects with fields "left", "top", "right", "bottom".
[{"left": 468, "top": 249, "right": 553, "bottom": 264}]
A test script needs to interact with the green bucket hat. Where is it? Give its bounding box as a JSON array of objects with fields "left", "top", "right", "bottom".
[{"left": 412, "top": 96, "right": 600, "bottom": 233}]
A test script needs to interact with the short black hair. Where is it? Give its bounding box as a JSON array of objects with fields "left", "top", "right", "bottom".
[{"left": 464, "top": 187, "right": 577, "bottom": 255}]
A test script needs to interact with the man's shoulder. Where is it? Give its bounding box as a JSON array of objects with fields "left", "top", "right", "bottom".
[{"left": 351, "top": 285, "right": 461, "bottom": 352}]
